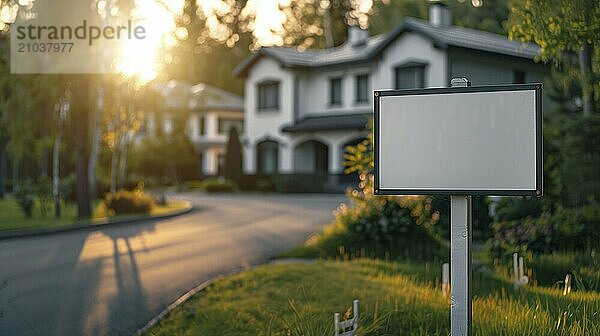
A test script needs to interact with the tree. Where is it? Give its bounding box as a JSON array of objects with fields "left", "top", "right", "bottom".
[
  {"left": 69, "top": 76, "right": 92, "bottom": 218},
  {"left": 508, "top": 0, "right": 600, "bottom": 115},
  {"left": 0, "top": 35, "right": 9, "bottom": 198},
  {"left": 224, "top": 126, "right": 242, "bottom": 184}
]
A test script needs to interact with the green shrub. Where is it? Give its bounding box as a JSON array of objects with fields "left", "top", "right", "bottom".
[
  {"left": 256, "top": 178, "right": 274, "bottom": 192},
  {"left": 102, "top": 189, "right": 155, "bottom": 215},
  {"left": 491, "top": 203, "right": 600, "bottom": 259},
  {"left": 200, "top": 178, "right": 236, "bottom": 193},
  {"left": 34, "top": 176, "right": 52, "bottom": 218},
  {"left": 286, "top": 173, "right": 446, "bottom": 261},
  {"left": 529, "top": 251, "right": 600, "bottom": 291},
  {"left": 322, "top": 194, "right": 445, "bottom": 260},
  {"left": 183, "top": 180, "right": 204, "bottom": 190},
  {"left": 560, "top": 115, "right": 600, "bottom": 207},
  {"left": 494, "top": 197, "right": 544, "bottom": 222},
  {"left": 14, "top": 187, "right": 34, "bottom": 218},
  {"left": 287, "top": 122, "right": 446, "bottom": 261}
]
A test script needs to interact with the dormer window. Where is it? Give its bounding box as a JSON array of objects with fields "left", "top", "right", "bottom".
[
  {"left": 329, "top": 77, "right": 343, "bottom": 106},
  {"left": 394, "top": 61, "right": 427, "bottom": 89},
  {"left": 257, "top": 80, "right": 280, "bottom": 110}
]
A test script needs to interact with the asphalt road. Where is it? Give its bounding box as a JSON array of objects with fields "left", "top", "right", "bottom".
[{"left": 0, "top": 193, "right": 345, "bottom": 336}]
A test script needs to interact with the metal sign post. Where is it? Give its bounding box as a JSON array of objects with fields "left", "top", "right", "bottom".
[
  {"left": 374, "top": 77, "right": 542, "bottom": 336},
  {"left": 450, "top": 78, "right": 472, "bottom": 336},
  {"left": 450, "top": 195, "right": 472, "bottom": 335}
]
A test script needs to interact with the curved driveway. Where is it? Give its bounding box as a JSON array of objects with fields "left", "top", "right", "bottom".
[{"left": 0, "top": 193, "right": 344, "bottom": 336}]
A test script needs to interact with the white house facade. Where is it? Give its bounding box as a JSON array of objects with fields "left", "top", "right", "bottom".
[
  {"left": 235, "top": 4, "right": 548, "bottom": 191},
  {"left": 141, "top": 80, "right": 244, "bottom": 177}
]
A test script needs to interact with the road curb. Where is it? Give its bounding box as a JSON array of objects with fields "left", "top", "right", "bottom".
[
  {"left": 135, "top": 258, "right": 315, "bottom": 335},
  {"left": 0, "top": 201, "right": 194, "bottom": 241}
]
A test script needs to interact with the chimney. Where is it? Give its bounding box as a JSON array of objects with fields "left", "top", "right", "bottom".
[
  {"left": 347, "top": 26, "right": 369, "bottom": 46},
  {"left": 429, "top": 2, "right": 452, "bottom": 26}
]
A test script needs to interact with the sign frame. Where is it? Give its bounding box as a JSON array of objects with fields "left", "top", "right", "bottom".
[{"left": 373, "top": 83, "right": 543, "bottom": 197}]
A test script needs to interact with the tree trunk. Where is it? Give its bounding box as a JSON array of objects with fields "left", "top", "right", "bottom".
[
  {"left": 52, "top": 124, "right": 62, "bottom": 218},
  {"left": 110, "top": 110, "right": 121, "bottom": 194},
  {"left": 88, "top": 80, "right": 104, "bottom": 199},
  {"left": 324, "top": 7, "right": 334, "bottom": 48},
  {"left": 118, "top": 132, "right": 129, "bottom": 189},
  {"left": 12, "top": 157, "right": 19, "bottom": 192},
  {"left": 118, "top": 88, "right": 134, "bottom": 189},
  {"left": 0, "top": 141, "right": 7, "bottom": 199},
  {"left": 39, "top": 126, "right": 50, "bottom": 178},
  {"left": 72, "top": 76, "right": 92, "bottom": 218},
  {"left": 579, "top": 42, "right": 596, "bottom": 116}
]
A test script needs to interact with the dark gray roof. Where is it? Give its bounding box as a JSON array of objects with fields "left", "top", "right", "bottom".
[
  {"left": 154, "top": 80, "right": 243, "bottom": 112},
  {"left": 190, "top": 83, "right": 244, "bottom": 112},
  {"left": 235, "top": 18, "right": 540, "bottom": 76},
  {"left": 401, "top": 18, "right": 540, "bottom": 58},
  {"left": 281, "top": 113, "right": 370, "bottom": 133}
]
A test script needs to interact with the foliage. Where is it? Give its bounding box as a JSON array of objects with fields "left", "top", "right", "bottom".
[
  {"left": 14, "top": 185, "right": 34, "bottom": 218},
  {"left": 494, "top": 197, "right": 544, "bottom": 222},
  {"left": 224, "top": 127, "right": 242, "bottom": 184},
  {"left": 491, "top": 113, "right": 600, "bottom": 257},
  {"left": 182, "top": 180, "right": 204, "bottom": 190},
  {"left": 371, "top": 0, "right": 510, "bottom": 36},
  {"left": 12, "top": 177, "right": 58, "bottom": 218},
  {"left": 256, "top": 178, "right": 274, "bottom": 192},
  {"left": 102, "top": 185, "right": 155, "bottom": 215},
  {"left": 491, "top": 203, "right": 600, "bottom": 259},
  {"left": 508, "top": 0, "right": 599, "bottom": 65},
  {"left": 286, "top": 186, "right": 446, "bottom": 261},
  {"left": 525, "top": 251, "right": 600, "bottom": 292},
  {"left": 559, "top": 114, "right": 600, "bottom": 206},
  {"left": 128, "top": 133, "right": 198, "bottom": 185},
  {"left": 33, "top": 176, "right": 53, "bottom": 217},
  {"left": 508, "top": 0, "right": 599, "bottom": 115},
  {"left": 146, "top": 259, "right": 600, "bottom": 336},
  {"left": 199, "top": 177, "right": 236, "bottom": 193},
  {"left": 0, "top": 196, "right": 79, "bottom": 232}
]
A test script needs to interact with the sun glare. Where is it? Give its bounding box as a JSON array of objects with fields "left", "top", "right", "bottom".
[
  {"left": 241, "top": 0, "right": 286, "bottom": 46},
  {"left": 110, "top": 0, "right": 374, "bottom": 81},
  {"left": 198, "top": 0, "right": 374, "bottom": 48},
  {"left": 113, "top": 0, "right": 184, "bottom": 84}
]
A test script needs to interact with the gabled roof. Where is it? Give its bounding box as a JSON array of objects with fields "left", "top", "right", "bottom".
[
  {"left": 190, "top": 83, "right": 244, "bottom": 112},
  {"left": 234, "top": 18, "right": 540, "bottom": 77},
  {"left": 281, "top": 113, "right": 371, "bottom": 133},
  {"left": 154, "top": 80, "right": 243, "bottom": 112}
]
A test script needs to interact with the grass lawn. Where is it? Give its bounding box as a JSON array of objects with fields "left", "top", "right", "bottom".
[
  {"left": 145, "top": 259, "right": 600, "bottom": 336},
  {"left": 0, "top": 196, "right": 189, "bottom": 233}
]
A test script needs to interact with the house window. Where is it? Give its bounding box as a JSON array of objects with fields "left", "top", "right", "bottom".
[
  {"left": 395, "top": 64, "right": 426, "bottom": 89},
  {"left": 257, "top": 81, "right": 280, "bottom": 110},
  {"left": 355, "top": 74, "right": 369, "bottom": 103},
  {"left": 513, "top": 70, "right": 526, "bottom": 84},
  {"left": 198, "top": 115, "right": 205, "bottom": 136},
  {"left": 329, "top": 77, "right": 342, "bottom": 105},
  {"left": 218, "top": 118, "right": 243, "bottom": 135}
]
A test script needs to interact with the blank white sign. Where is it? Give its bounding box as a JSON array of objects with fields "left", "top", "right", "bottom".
[{"left": 376, "top": 87, "right": 541, "bottom": 195}]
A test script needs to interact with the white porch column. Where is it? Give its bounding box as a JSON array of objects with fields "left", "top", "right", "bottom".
[
  {"left": 204, "top": 149, "right": 218, "bottom": 175},
  {"left": 206, "top": 112, "right": 218, "bottom": 137},
  {"left": 279, "top": 140, "right": 293, "bottom": 173},
  {"left": 329, "top": 139, "right": 343, "bottom": 174},
  {"left": 244, "top": 143, "right": 255, "bottom": 174}
]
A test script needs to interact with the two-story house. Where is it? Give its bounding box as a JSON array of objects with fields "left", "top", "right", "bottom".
[
  {"left": 234, "top": 3, "right": 549, "bottom": 191},
  {"left": 143, "top": 80, "right": 244, "bottom": 177}
]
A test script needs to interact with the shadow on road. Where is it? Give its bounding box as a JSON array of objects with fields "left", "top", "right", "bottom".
[{"left": 101, "top": 224, "right": 155, "bottom": 336}]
